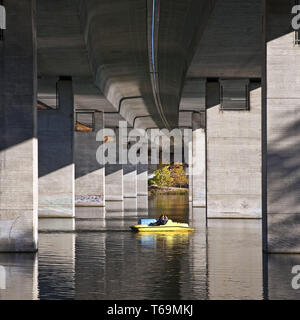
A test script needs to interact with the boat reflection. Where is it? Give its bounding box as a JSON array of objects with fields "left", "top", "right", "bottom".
[{"left": 136, "top": 232, "right": 191, "bottom": 249}]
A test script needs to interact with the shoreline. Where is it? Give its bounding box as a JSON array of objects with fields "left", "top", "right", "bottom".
[{"left": 148, "top": 185, "right": 189, "bottom": 196}]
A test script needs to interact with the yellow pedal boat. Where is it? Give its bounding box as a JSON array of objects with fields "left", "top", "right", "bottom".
[{"left": 130, "top": 219, "right": 194, "bottom": 233}]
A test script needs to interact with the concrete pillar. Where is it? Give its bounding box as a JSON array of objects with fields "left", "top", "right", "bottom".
[
  {"left": 123, "top": 164, "right": 137, "bottom": 214},
  {"left": 192, "top": 112, "right": 206, "bottom": 207},
  {"left": 38, "top": 77, "right": 75, "bottom": 218},
  {"left": 0, "top": 0, "right": 38, "bottom": 252},
  {"left": 75, "top": 111, "right": 105, "bottom": 209},
  {"left": 206, "top": 80, "right": 261, "bottom": 218},
  {"left": 137, "top": 164, "right": 148, "bottom": 212},
  {"left": 263, "top": 0, "right": 300, "bottom": 252},
  {"left": 187, "top": 123, "right": 193, "bottom": 203},
  {"left": 105, "top": 129, "right": 124, "bottom": 213}
]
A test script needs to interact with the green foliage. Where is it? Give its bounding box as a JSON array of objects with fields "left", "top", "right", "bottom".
[
  {"left": 171, "top": 163, "right": 188, "bottom": 188},
  {"left": 150, "top": 163, "right": 188, "bottom": 188},
  {"left": 151, "top": 164, "right": 174, "bottom": 187}
]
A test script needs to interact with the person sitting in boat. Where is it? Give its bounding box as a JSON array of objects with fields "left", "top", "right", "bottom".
[
  {"left": 149, "top": 215, "right": 163, "bottom": 226},
  {"left": 150, "top": 215, "right": 168, "bottom": 226}
]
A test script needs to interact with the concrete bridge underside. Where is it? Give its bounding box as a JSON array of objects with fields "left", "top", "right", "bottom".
[{"left": 0, "top": 0, "right": 299, "bottom": 254}]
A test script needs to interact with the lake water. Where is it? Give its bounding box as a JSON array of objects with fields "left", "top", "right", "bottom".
[{"left": 0, "top": 194, "right": 299, "bottom": 300}]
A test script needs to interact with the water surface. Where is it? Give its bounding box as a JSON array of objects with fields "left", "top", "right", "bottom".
[{"left": 0, "top": 194, "right": 299, "bottom": 299}]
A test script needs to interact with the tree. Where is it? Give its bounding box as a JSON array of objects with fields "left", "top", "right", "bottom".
[
  {"left": 170, "top": 163, "right": 188, "bottom": 188},
  {"left": 151, "top": 164, "right": 174, "bottom": 187},
  {"left": 150, "top": 163, "right": 188, "bottom": 188}
]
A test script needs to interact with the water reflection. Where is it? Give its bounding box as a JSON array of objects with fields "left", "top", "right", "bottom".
[
  {"left": 74, "top": 228, "right": 199, "bottom": 300},
  {"left": 136, "top": 232, "right": 190, "bottom": 249},
  {"left": 148, "top": 194, "right": 189, "bottom": 222},
  {"left": 207, "top": 219, "right": 263, "bottom": 300},
  {"left": 1, "top": 194, "right": 300, "bottom": 299},
  {"left": 0, "top": 254, "right": 38, "bottom": 300},
  {"left": 265, "top": 254, "right": 300, "bottom": 300},
  {"left": 38, "top": 232, "right": 76, "bottom": 300}
]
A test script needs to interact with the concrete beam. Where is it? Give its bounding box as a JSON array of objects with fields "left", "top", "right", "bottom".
[
  {"left": 0, "top": 0, "right": 38, "bottom": 252},
  {"left": 38, "top": 77, "right": 75, "bottom": 218},
  {"left": 187, "top": 0, "right": 261, "bottom": 79}
]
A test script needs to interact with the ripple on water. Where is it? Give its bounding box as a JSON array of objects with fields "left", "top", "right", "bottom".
[{"left": 2, "top": 194, "right": 299, "bottom": 299}]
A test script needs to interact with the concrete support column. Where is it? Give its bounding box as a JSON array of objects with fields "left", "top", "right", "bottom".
[
  {"left": 123, "top": 164, "right": 137, "bottom": 214},
  {"left": 105, "top": 129, "right": 124, "bottom": 213},
  {"left": 137, "top": 164, "right": 148, "bottom": 212},
  {"left": 263, "top": 0, "right": 300, "bottom": 252},
  {"left": 0, "top": 0, "right": 38, "bottom": 252},
  {"left": 187, "top": 120, "right": 193, "bottom": 203},
  {"left": 206, "top": 80, "right": 261, "bottom": 218},
  {"left": 191, "top": 112, "right": 206, "bottom": 207},
  {"left": 38, "top": 77, "right": 75, "bottom": 218},
  {"left": 75, "top": 111, "right": 105, "bottom": 209}
]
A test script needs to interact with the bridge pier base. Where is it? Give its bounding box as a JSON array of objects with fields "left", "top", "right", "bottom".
[{"left": 38, "top": 77, "right": 75, "bottom": 218}]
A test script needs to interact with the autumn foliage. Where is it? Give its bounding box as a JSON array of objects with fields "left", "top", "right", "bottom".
[
  {"left": 171, "top": 163, "right": 189, "bottom": 188},
  {"left": 151, "top": 163, "right": 188, "bottom": 188}
]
